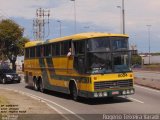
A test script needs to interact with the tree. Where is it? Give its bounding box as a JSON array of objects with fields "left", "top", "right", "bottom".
[
  {"left": 131, "top": 55, "right": 142, "bottom": 65},
  {"left": 0, "top": 19, "right": 29, "bottom": 70}
]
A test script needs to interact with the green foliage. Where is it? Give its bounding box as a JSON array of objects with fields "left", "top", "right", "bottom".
[
  {"left": 0, "top": 19, "right": 29, "bottom": 58},
  {"left": 131, "top": 55, "right": 142, "bottom": 65},
  {"left": 151, "top": 53, "right": 160, "bottom": 56},
  {"left": 0, "top": 19, "right": 29, "bottom": 70}
]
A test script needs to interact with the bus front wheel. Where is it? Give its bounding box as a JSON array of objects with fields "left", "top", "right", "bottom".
[{"left": 70, "top": 82, "right": 78, "bottom": 101}]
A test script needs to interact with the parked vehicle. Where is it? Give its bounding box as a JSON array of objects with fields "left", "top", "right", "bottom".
[{"left": 0, "top": 69, "right": 21, "bottom": 84}]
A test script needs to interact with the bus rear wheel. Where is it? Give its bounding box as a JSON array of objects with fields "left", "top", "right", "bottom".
[
  {"left": 33, "top": 78, "right": 39, "bottom": 91},
  {"left": 39, "top": 78, "right": 45, "bottom": 93}
]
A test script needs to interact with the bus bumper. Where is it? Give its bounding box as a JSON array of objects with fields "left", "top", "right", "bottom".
[{"left": 79, "top": 88, "right": 135, "bottom": 98}]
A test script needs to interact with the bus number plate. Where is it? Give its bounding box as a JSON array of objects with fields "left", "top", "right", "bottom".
[{"left": 112, "top": 91, "right": 119, "bottom": 95}]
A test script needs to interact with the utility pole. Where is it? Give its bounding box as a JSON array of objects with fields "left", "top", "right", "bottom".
[
  {"left": 122, "top": 0, "right": 125, "bottom": 34},
  {"left": 146, "top": 25, "right": 152, "bottom": 65},
  {"left": 70, "top": 0, "right": 77, "bottom": 34},
  {"left": 33, "top": 8, "right": 50, "bottom": 40},
  {"left": 57, "top": 20, "right": 62, "bottom": 37}
]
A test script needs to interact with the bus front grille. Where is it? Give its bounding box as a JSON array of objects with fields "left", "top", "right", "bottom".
[{"left": 94, "top": 79, "right": 133, "bottom": 90}]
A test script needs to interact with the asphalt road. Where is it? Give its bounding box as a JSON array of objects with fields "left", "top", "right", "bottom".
[{"left": 0, "top": 81, "right": 160, "bottom": 120}]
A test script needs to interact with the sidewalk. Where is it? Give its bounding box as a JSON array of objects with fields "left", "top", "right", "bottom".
[
  {"left": 135, "top": 77, "right": 160, "bottom": 90},
  {"left": 0, "top": 89, "right": 64, "bottom": 120},
  {"left": 133, "top": 69, "right": 160, "bottom": 90}
]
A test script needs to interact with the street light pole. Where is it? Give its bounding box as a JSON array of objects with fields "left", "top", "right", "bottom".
[
  {"left": 70, "top": 0, "right": 77, "bottom": 33},
  {"left": 146, "top": 25, "right": 152, "bottom": 65},
  {"left": 122, "top": 0, "right": 125, "bottom": 34},
  {"left": 117, "top": 6, "right": 122, "bottom": 33},
  {"left": 57, "top": 20, "right": 62, "bottom": 37}
]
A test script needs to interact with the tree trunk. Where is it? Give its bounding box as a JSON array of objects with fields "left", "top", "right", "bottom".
[{"left": 8, "top": 55, "right": 17, "bottom": 71}]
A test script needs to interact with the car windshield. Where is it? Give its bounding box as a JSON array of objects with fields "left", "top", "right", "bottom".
[{"left": 1, "top": 69, "right": 15, "bottom": 73}]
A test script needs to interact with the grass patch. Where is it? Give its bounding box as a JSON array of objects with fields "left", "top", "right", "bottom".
[{"left": 143, "top": 64, "right": 160, "bottom": 70}]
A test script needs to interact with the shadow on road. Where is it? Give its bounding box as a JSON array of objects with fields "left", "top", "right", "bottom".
[
  {"left": 78, "top": 97, "right": 132, "bottom": 105},
  {"left": 25, "top": 86, "right": 132, "bottom": 105},
  {"left": 25, "top": 85, "right": 71, "bottom": 100}
]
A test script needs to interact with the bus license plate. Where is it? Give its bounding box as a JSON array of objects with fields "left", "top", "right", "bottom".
[{"left": 112, "top": 91, "right": 119, "bottom": 95}]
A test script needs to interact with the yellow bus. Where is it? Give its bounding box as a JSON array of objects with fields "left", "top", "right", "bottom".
[{"left": 24, "top": 32, "right": 134, "bottom": 100}]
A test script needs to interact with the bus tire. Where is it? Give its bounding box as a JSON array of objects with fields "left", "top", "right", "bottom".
[
  {"left": 70, "top": 81, "right": 79, "bottom": 101},
  {"left": 33, "top": 77, "right": 39, "bottom": 91},
  {"left": 39, "top": 78, "right": 45, "bottom": 93}
]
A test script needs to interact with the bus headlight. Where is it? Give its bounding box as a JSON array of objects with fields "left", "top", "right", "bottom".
[
  {"left": 127, "top": 90, "right": 130, "bottom": 94},
  {"left": 98, "top": 92, "right": 103, "bottom": 97},
  {"left": 130, "top": 89, "right": 134, "bottom": 94},
  {"left": 94, "top": 93, "right": 98, "bottom": 97},
  {"left": 103, "top": 92, "right": 108, "bottom": 96},
  {"left": 122, "top": 91, "right": 126, "bottom": 95}
]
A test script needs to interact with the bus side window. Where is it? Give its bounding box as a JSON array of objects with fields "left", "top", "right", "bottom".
[
  {"left": 73, "top": 40, "right": 85, "bottom": 74},
  {"left": 30, "top": 47, "right": 35, "bottom": 58},
  {"left": 36, "top": 46, "right": 41, "bottom": 58},
  {"left": 61, "top": 40, "right": 71, "bottom": 56},
  {"left": 74, "top": 41, "right": 85, "bottom": 55},
  {"left": 41, "top": 46, "right": 44, "bottom": 57},
  {"left": 44, "top": 44, "right": 52, "bottom": 57},
  {"left": 55, "top": 43, "right": 60, "bottom": 56},
  {"left": 25, "top": 48, "right": 30, "bottom": 59}
]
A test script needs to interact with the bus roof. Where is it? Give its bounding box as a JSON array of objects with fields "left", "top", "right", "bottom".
[
  {"left": 25, "top": 41, "right": 43, "bottom": 48},
  {"left": 25, "top": 32, "right": 129, "bottom": 48}
]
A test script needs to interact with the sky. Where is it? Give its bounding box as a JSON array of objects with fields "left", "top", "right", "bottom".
[{"left": 0, "top": 0, "right": 160, "bottom": 53}]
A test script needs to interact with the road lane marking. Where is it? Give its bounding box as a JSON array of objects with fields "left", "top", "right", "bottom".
[
  {"left": 128, "top": 97, "right": 144, "bottom": 104},
  {"left": 16, "top": 91, "right": 70, "bottom": 120},
  {"left": 135, "top": 85, "right": 160, "bottom": 93},
  {"left": 0, "top": 87, "right": 85, "bottom": 120},
  {"left": 45, "top": 103, "right": 70, "bottom": 120},
  {"left": 17, "top": 91, "right": 85, "bottom": 120}
]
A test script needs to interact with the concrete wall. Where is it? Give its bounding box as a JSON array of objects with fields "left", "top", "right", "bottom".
[{"left": 142, "top": 56, "right": 160, "bottom": 64}]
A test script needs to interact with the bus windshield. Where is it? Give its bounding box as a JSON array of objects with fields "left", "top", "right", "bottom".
[
  {"left": 86, "top": 37, "right": 131, "bottom": 74},
  {"left": 111, "top": 37, "right": 128, "bottom": 51}
]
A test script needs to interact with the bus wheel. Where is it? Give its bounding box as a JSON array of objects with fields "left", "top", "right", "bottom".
[
  {"left": 33, "top": 78, "right": 39, "bottom": 91},
  {"left": 71, "top": 83, "right": 78, "bottom": 101},
  {"left": 39, "top": 79, "right": 45, "bottom": 93}
]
